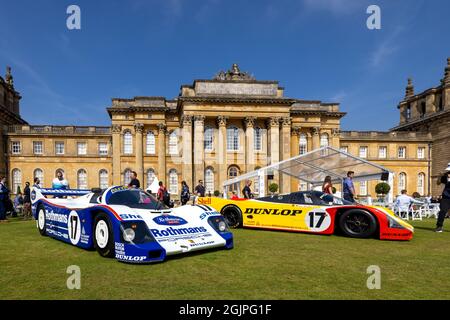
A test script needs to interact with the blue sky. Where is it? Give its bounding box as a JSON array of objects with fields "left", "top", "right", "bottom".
[{"left": 0, "top": 0, "right": 449, "bottom": 130}]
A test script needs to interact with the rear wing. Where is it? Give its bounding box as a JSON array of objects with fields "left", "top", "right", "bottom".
[{"left": 31, "top": 187, "right": 92, "bottom": 203}]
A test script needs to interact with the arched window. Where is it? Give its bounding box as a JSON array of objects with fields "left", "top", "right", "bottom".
[
  {"left": 253, "top": 166, "right": 261, "bottom": 194},
  {"left": 406, "top": 105, "right": 411, "bottom": 119},
  {"left": 169, "top": 131, "right": 178, "bottom": 155},
  {"left": 299, "top": 133, "right": 308, "bottom": 155},
  {"left": 205, "top": 167, "right": 214, "bottom": 194},
  {"left": 77, "top": 169, "right": 88, "bottom": 189},
  {"left": 33, "top": 169, "right": 44, "bottom": 187},
  {"left": 123, "top": 131, "right": 133, "bottom": 154},
  {"left": 146, "top": 169, "right": 156, "bottom": 188},
  {"left": 169, "top": 169, "right": 178, "bottom": 194},
  {"left": 398, "top": 172, "right": 407, "bottom": 192},
  {"left": 228, "top": 166, "right": 240, "bottom": 193},
  {"left": 227, "top": 126, "right": 240, "bottom": 151},
  {"left": 123, "top": 169, "right": 132, "bottom": 186},
  {"left": 204, "top": 127, "right": 214, "bottom": 151},
  {"left": 320, "top": 133, "right": 329, "bottom": 148},
  {"left": 12, "top": 169, "right": 21, "bottom": 194},
  {"left": 99, "top": 170, "right": 108, "bottom": 189},
  {"left": 254, "top": 127, "right": 262, "bottom": 151},
  {"left": 417, "top": 172, "right": 425, "bottom": 196},
  {"left": 146, "top": 132, "right": 155, "bottom": 155}
]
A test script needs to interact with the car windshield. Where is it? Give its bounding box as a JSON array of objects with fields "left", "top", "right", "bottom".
[
  {"left": 107, "top": 189, "right": 167, "bottom": 210},
  {"left": 314, "top": 191, "right": 353, "bottom": 206}
]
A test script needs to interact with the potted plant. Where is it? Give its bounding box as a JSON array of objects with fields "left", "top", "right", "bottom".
[
  {"left": 375, "top": 182, "right": 390, "bottom": 202},
  {"left": 268, "top": 183, "right": 279, "bottom": 195},
  {"left": 213, "top": 190, "right": 221, "bottom": 197}
]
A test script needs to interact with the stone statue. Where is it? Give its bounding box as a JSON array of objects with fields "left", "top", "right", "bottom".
[
  {"left": 213, "top": 64, "right": 256, "bottom": 81},
  {"left": 5, "top": 66, "right": 13, "bottom": 86}
]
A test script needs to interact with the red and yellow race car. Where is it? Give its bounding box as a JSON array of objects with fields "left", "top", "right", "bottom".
[{"left": 198, "top": 191, "right": 413, "bottom": 241}]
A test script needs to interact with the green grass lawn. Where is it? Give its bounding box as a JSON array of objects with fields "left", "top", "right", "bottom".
[{"left": 1, "top": 218, "right": 449, "bottom": 300}]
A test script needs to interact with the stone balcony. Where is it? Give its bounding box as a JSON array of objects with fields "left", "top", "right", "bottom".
[
  {"left": 339, "top": 130, "right": 432, "bottom": 141},
  {"left": 6, "top": 125, "right": 111, "bottom": 135}
]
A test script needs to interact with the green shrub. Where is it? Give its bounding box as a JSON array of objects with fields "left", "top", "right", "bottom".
[
  {"left": 213, "top": 190, "right": 221, "bottom": 197},
  {"left": 269, "top": 183, "right": 279, "bottom": 194},
  {"left": 375, "top": 182, "right": 390, "bottom": 195}
]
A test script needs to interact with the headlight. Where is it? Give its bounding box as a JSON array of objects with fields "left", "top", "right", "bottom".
[
  {"left": 123, "top": 228, "right": 136, "bottom": 242},
  {"left": 388, "top": 217, "right": 405, "bottom": 229},
  {"left": 218, "top": 221, "right": 227, "bottom": 232}
]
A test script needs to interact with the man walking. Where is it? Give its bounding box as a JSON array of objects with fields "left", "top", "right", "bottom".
[
  {"left": 436, "top": 163, "right": 450, "bottom": 233},
  {"left": 23, "top": 182, "right": 32, "bottom": 220},
  {"left": 343, "top": 171, "right": 356, "bottom": 203}
]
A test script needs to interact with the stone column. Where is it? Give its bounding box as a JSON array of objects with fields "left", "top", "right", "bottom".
[
  {"left": 280, "top": 117, "right": 291, "bottom": 193},
  {"left": 291, "top": 126, "right": 300, "bottom": 157},
  {"left": 112, "top": 124, "right": 122, "bottom": 185},
  {"left": 331, "top": 128, "right": 340, "bottom": 149},
  {"left": 311, "top": 127, "right": 320, "bottom": 150},
  {"left": 134, "top": 123, "right": 144, "bottom": 185},
  {"left": 217, "top": 116, "right": 228, "bottom": 194},
  {"left": 194, "top": 115, "right": 205, "bottom": 186},
  {"left": 268, "top": 117, "right": 280, "bottom": 187},
  {"left": 244, "top": 117, "right": 256, "bottom": 173},
  {"left": 181, "top": 115, "right": 193, "bottom": 190},
  {"left": 157, "top": 123, "right": 167, "bottom": 184}
]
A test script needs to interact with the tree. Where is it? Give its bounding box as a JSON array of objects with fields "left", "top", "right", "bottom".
[
  {"left": 375, "top": 182, "right": 390, "bottom": 196},
  {"left": 213, "top": 190, "right": 221, "bottom": 197},
  {"left": 269, "top": 183, "right": 279, "bottom": 194}
]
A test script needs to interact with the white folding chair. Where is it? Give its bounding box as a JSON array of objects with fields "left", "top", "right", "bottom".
[
  {"left": 411, "top": 204, "right": 423, "bottom": 221},
  {"left": 397, "top": 204, "right": 410, "bottom": 220}
]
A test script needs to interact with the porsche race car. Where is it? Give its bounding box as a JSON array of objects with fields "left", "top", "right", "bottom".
[
  {"left": 31, "top": 186, "right": 233, "bottom": 263},
  {"left": 198, "top": 191, "right": 413, "bottom": 241}
]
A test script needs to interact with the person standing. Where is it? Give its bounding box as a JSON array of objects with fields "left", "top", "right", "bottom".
[
  {"left": 0, "top": 176, "right": 10, "bottom": 222},
  {"left": 23, "top": 182, "right": 31, "bottom": 220},
  {"left": 157, "top": 181, "right": 171, "bottom": 206},
  {"left": 128, "top": 171, "right": 140, "bottom": 189},
  {"left": 194, "top": 180, "right": 206, "bottom": 198},
  {"left": 322, "top": 176, "right": 333, "bottom": 194},
  {"left": 33, "top": 177, "right": 41, "bottom": 189},
  {"left": 343, "top": 171, "right": 356, "bottom": 203},
  {"left": 52, "top": 171, "right": 69, "bottom": 189},
  {"left": 180, "top": 181, "right": 190, "bottom": 206},
  {"left": 242, "top": 180, "right": 253, "bottom": 199},
  {"left": 436, "top": 164, "right": 450, "bottom": 233}
]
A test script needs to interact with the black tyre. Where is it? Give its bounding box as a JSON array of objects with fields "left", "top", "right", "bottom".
[
  {"left": 93, "top": 213, "right": 115, "bottom": 258},
  {"left": 221, "top": 205, "right": 243, "bottom": 228},
  {"left": 338, "top": 209, "right": 377, "bottom": 238},
  {"left": 37, "top": 205, "right": 47, "bottom": 236}
]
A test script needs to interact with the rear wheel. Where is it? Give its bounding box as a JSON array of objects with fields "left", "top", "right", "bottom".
[
  {"left": 93, "top": 213, "right": 115, "bottom": 258},
  {"left": 37, "top": 205, "right": 46, "bottom": 236},
  {"left": 221, "top": 205, "right": 243, "bottom": 228},
  {"left": 338, "top": 209, "right": 377, "bottom": 238}
]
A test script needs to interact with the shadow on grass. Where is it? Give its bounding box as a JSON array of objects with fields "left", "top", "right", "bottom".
[{"left": 413, "top": 226, "right": 449, "bottom": 232}]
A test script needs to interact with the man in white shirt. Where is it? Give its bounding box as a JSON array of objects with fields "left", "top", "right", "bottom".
[
  {"left": 52, "top": 171, "right": 69, "bottom": 190},
  {"left": 395, "top": 190, "right": 423, "bottom": 217}
]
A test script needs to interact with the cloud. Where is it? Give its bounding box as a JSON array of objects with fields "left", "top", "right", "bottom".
[
  {"left": 369, "top": 26, "right": 404, "bottom": 68},
  {"left": 302, "top": 0, "right": 362, "bottom": 15}
]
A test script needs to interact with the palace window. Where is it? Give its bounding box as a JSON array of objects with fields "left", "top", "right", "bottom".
[
  {"left": 33, "top": 169, "right": 44, "bottom": 187},
  {"left": 205, "top": 167, "right": 214, "bottom": 194},
  {"left": 123, "top": 131, "right": 133, "bottom": 154},
  {"left": 254, "top": 167, "right": 261, "bottom": 194},
  {"left": 254, "top": 127, "right": 262, "bottom": 151},
  {"left": 55, "top": 142, "right": 65, "bottom": 155},
  {"left": 77, "top": 142, "right": 87, "bottom": 155},
  {"left": 438, "top": 96, "right": 444, "bottom": 111},
  {"left": 98, "top": 142, "right": 108, "bottom": 156},
  {"left": 406, "top": 105, "right": 411, "bottom": 120},
  {"left": 417, "top": 147, "right": 425, "bottom": 159},
  {"left": 227, "top": 126, "right": 240, "bottom": 151},
  {"left": 359, "top": 181, "right": 368, "bottom": 196},
  {"left": 123, "top": 169, "right": 132, "bottom": 185},
  {"left": 169, "top": 132, "right": 178, "bottom": 155},
  {"left": 204, "top": 127, "right": 214, "bottom": 151},
  {"left": 146, "top": 132, "right": 155, "bottom": 154},
  {"left": 299, "top": 134, "right": 308, "bottom": 155},
  {"left": 417, "top": 172, "right": 425, "bottom": 196},
  {"left": 320, "top": 133, "right": 329, "bottom": 148},
  {"left": 99, "top": 170, "right": 108, "bottom": 189},
  {"left": 228, "top": 166, "right": 239, "bottom": 193},
  {"left": 340, "top": 146, "right": 348, "bottom": 154},
  {"left": 398, "top": 172, "right": 407, "bottom": 192},
  {"left": 11, "top": 141, "right": 21, "bottom": 154},
  {"left": 33, "top": 141, "right": 43, "bottom": 155},
  {"left": 398, "top": 146, "right": 406, "bottom": 159},
  {"left": 359, "top": 146, "right": 368, "bottom": 158},
  {"left": 420, "top": 102, "right": 426, "bottom": 118},
  {"left": 12, "top": 169, "right": 21, "bottom": 194},
  {"left": 378, "top": 146, "right": 387, "bottom": 159},
  {"left": 169, "top": 169, "right": 178, "bottom": 194},
  {"left": 146, "top": 169, "right": 156, "bottom": 188},
  {"left": 77, "top": 169, "right": 88, "bottom": 189}
]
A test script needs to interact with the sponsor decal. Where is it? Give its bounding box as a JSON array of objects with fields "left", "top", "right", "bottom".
[
  {"left": 199, "top": 211, "right": 220, "bottom": 220},
  {"left": 46, "top": 210, "right": 68, "bottom": 223},
  {"left": 120, "top": 214, "right": 143, "bottom": 220},
  {"left": 67, "top": 211, "right": 81, "bottom": 245},
  {"left": 47, "top": 229, "right": 69, "bottom": 239},
  {"left": 197, "top": 198, "right": 211, "bottom": 205},
  {"left": 244, "top": 208, "right": 302, "bottom": 216},
  {"left": 153, "top": 215, "right": 188, "bottom": 226},
  {"left": 151, "top": 226, "right": 208, "bottom": 238},
  {"left": 115, "top": 242, "right": 125, "bottom": 255},
  {"left": 31, "top": 190, "right": 36, "bottom": 201},
  {"left": 189, "top": 240, "right": 215, "bottom": 247},
  {"left": 115, "top": 254, "right": 147, "bottom": 262},
  {"left": 110, "top": 186, "right": 128, "bottom": 194}
]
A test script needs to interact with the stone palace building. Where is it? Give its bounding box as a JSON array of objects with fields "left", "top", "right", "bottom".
[{"left": 1, "top": 60, "right": 449, "bottom": 199}]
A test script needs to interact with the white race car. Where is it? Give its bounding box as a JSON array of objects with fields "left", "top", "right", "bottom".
[{"left": 31, "top": 185, "right": 233, "bottom": 263}]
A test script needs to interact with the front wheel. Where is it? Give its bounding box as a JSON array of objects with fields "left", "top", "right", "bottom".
[
  {"left": 338, "top": 209, "right": 377, "bottom": 239},
  {"left": 93, "top": 213, "right": 115, "bottom": 258},
  {"left": 37, "top": 205, "right": 47, "bottom": 236},
  {"left": 221, "top": 205, "right": 243, "bottom": 228}
]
